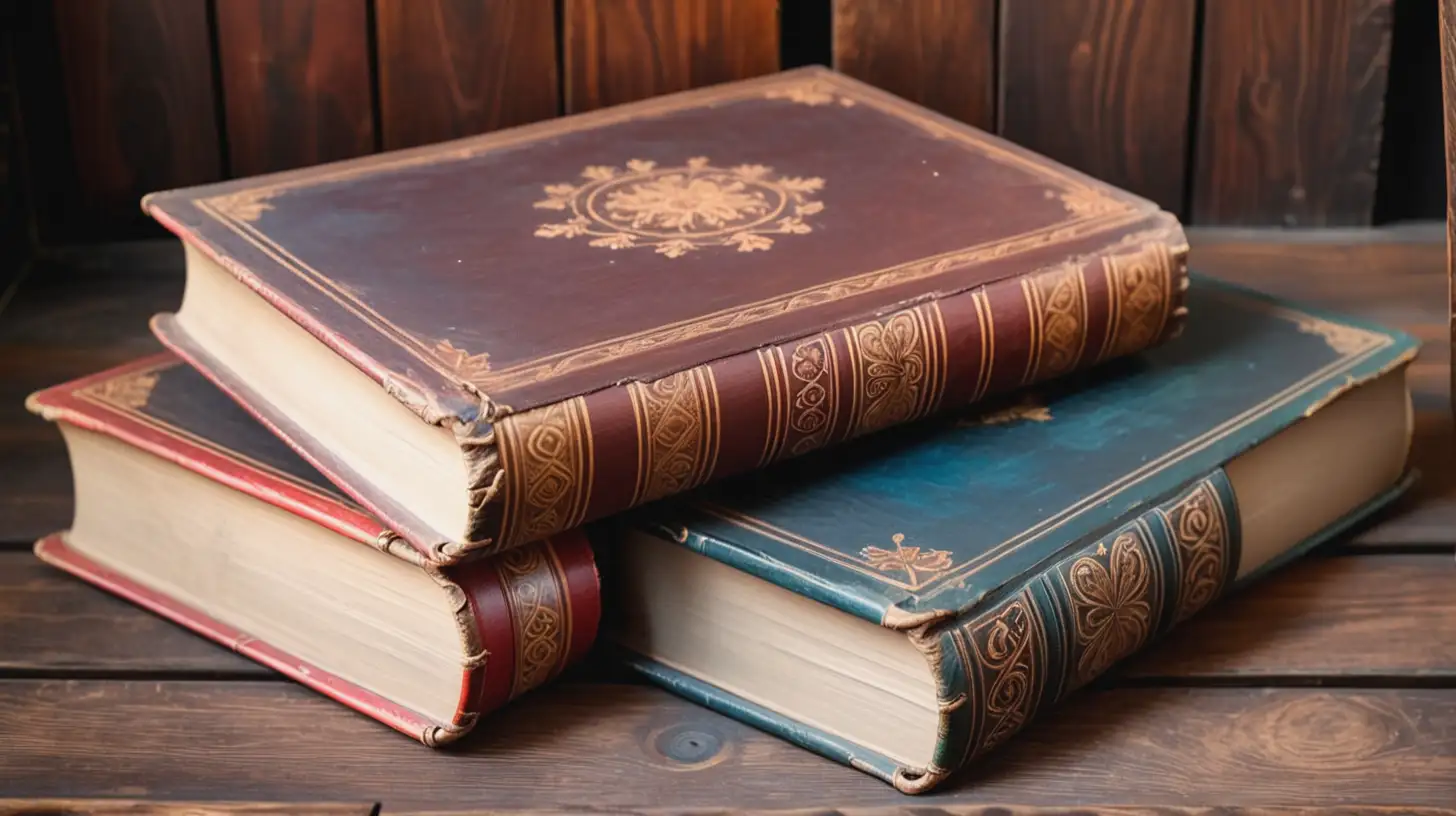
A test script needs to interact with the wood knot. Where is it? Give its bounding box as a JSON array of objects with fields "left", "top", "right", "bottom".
[
  {"left": 643, "top": 722, "right": 731, "bottom": 771},
  {"left": 1226, "top": 693, "right": 1414, "bottom": 771}
]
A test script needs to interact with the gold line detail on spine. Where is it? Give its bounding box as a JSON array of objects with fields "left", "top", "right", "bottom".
[
  {"left": 786, "top": 335, "right": 838, "bottom": 457},
  {"left": 495, "top": 543, "right": 572, "bottom": 699},
  {"left": 960, "top": 589, "right": 1046, "bottom": 762},
  {"left": 972, "top": 290, "right": 995, "bottom": 402},
  {"left": 756, "top": 347, "right": 790, "bottom": 467},
  {"left": 628, "top": 366, "right": 723, "bottom": 506},
  {"left": 1159, "top": 480, "right": 1231, "bottom": 624},
  {"left": 1022, "top": 262, "right": 1089, "bottom": 385},
  {"left": 496, "top": 397, "right": 594, "bottom": 549},
  {"left": 1098, "top": 243, "right": 1173, "bottom": 363},
  {"left": 844, "top": 305, "right": 947, "bottom": 438}
]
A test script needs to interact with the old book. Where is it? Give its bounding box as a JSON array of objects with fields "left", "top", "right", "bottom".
[
  {"left": 27, "top": 354, "right": 598, "bottom": 746},
  {"left": 605, "top": 277, "right": 1418, "bottom": 794},
  {"left": 142, "top": 66, "right": 1190, "bottom": 566}
]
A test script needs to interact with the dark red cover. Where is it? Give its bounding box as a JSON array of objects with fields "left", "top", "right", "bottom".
[
  {"left": 144, "top": 66, "right": 1190, "bottom": 562},
  {"left": 27, "top": 355, "right": 600, "bottom": 746}
]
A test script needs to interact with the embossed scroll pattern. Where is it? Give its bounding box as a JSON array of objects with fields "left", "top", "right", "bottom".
[
  {"left": 845, "top": 305, "right": 948, "bottom": 438},
  {"left": 628, "top": 367, "right": 722, "bottom": 506},
  {"left": 1099, "top": 242, "right": 1177, "bottom": 362},
  {"left": 495, "top": 544, "right": 571, "bottom": 699},
  {"left": 1161, "top": 480, "right": 1232, "bottom": 624},
  {"left": 941, "top": 476, "right": 1236, "bottom": 774},
  {"left": 954, "top": 590, "right": 1046, "bottom": 763},
  {"left": 1021, "top": 263, "right": 1088, "bottom": 384},
  {"left": 495, "top": 397, "right": 594, "bottom": 550}
]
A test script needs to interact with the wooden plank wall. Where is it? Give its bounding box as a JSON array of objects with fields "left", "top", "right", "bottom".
[{"left": 6, "top": 0, "right": 1407, "bottom": 245}]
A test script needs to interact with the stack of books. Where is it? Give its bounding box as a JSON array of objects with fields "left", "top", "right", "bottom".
[{"left": 27, "top": 68, "right": 1418, "bottom": 793}]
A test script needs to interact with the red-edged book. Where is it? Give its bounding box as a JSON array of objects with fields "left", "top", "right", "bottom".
[{"left": 27, "top": 353, "right": 599, "bottom": 746}]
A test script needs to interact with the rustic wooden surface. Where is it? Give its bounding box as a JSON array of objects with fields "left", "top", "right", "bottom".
[
  {"left": 1192, "top": 0, "right": 1395, "bottom": 226},
  {"left": 1442, "top": 0, "right": 1456, "bottom": 413},
  {"left": 563, "top": 0, "right": 780, "bottom": 113},
  {"left": 375, "top": 0, "right": 559, "bottom": 150},
  {"left": 0, "top": 802, "right": 373, "bottom": 816},
  {"left": 997, "top": 0, "right": 1196, "bottom": 214},
  {"left": 1, "top": 230, "right": 1454, "bottom": 811},
  {"left": 6, "top": 0, "right": 1429, "bottom": 243},
  {"left": 832, "top": 0, "right": 996, "bottom": 131},
  {"left": 214, "top": 0, "right": 375, "bottom": 177}
]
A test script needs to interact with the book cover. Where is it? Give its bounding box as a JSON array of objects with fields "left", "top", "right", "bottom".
[
  {"left": 143, "top": 65, "right": 1190, "bottom": 564},
  {"left": 27, "top": 355, "right": 599, "bottom": 746},
  {"left": 615, "top": 276, "right": 1419, "bottom": 792}
]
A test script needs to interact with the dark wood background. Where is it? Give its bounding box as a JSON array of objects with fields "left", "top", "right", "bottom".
[{"left": 0, "top": 0, "right": 1447, "bottom": 253}]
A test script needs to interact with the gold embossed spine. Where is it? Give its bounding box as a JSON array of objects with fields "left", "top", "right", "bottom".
[{"left": 903, "top": 474, "right": 1236, "bottom": 794}]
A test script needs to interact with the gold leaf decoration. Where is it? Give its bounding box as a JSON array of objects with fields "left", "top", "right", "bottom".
[
  {"left": 958, "top": 395, "right": 1053, "bottom": 427},
  {"left": 861, "top": 533, "right": 953, "bottom": 589},
  {"left": 533, "top": 157, "right": 825, "bottom": 257},
  {"left": 89, "top": 371, "right": 159, "bottom": 410},
  {"left": 1293, "top": 316, "right": 1382, "bottom": 356},
  {"left": 205, "top": 188, "right": 275, "bottom": 222},
  {"left": 765, "top": 80, "right": 857, "bottom": 108},
  {"left": 434, "top": 339, "right": 492, "bottom": 384},
  {"left": 1046, "top": 187, "right": 1122, "bottom": 220}
]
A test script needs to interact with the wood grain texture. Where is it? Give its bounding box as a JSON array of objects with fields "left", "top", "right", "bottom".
[
  {"left": 1441, "top": 0, "right": 1456, "bottom": 414},
  {"left": 998, "top": 0, "right": 1196, "bottom": 213},
  {"left": 564, "top": 0, "right": 779, "bottom": 113},
  {"left": 4, "top": 681, "right": 1456, "bottom": 807},
  {"left": 50, "top": 0, "right": 222, "bottom": 237},
  {"left": 0, "top": 801, "right": 373, "bottom": 816},
  {"left": 0, "top": 553, "right": 264, "bottom": 676},
  {"left": 1126, "top": 555, "right": 1456, "bottom": 679},
  {"left": 375, "top": 0, "right": 558, "bottom": 150},
  {"left": 395, "top": 809, "right": 1456, "bottom": 816},
  {"left": 831, "top": 0, "right": 996, "bottom": 130},
  {"left": 1192, "top": 0, "right": 1395, "bottom": 226},
  {"left": 214, "top": 0, "right": 374, "bottom": 177}
]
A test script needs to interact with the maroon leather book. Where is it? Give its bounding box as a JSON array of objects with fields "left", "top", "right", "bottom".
[
  {"left": 28, "top": 354, "right": 599, "bottom": 746},
  {"left": 143, "top": 66, "right": 1190, "bottom": 566}
]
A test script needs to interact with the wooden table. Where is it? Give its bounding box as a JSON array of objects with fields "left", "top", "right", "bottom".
[{"left": 2, "top": 229, "right": 1455, "bottom": 815}]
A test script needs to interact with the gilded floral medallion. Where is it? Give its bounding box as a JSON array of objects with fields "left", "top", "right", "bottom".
[{"left": 533, "top": 157, "right": 825, "bottom": 258}]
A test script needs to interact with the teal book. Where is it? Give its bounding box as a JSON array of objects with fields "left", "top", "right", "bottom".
[{"left": 603, "top": 277, "right": 1419, "bottom": 794}]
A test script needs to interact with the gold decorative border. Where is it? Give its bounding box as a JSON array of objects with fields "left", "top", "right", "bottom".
[
  {"left": 74, "top": 359, "right": 356, "bottom": 508},
  {"left": 495, "top": 543, "right": 573, "bottom": 699},
  {"left": 187, "top": 68, "right": 1145, "bottom": 401},
  {"left": 628, "top": 366, "right": 723, "bottom": 506},
  {"left": 494, "top": 397, "right": 595, "bottom": 550},
  {"left": 1158, "top": 479, "right": 1232, "bottom": 625},
  {"left": 695, "top": 288, "right": 1398, "bottom": 599},
  {"left": 1020, "top": 262, "right": 1089, "bottom": 384}
]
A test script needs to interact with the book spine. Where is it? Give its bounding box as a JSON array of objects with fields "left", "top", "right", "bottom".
[
  {"left": 465, "top": 217, "right": 1191, "bottom": 557},
  {"left": 432, "top": 530, "right": 601, "bottom": 745},
  {"left": 36, "top": 531, "right": 598, "bottom": 748},
  {"left": 896, "top": 469, "right": 1242, "bottom": 794}
]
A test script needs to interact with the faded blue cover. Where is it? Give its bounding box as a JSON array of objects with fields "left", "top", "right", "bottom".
[{"left": 618, "top": 275, "right": 1420, "bottom": 793}]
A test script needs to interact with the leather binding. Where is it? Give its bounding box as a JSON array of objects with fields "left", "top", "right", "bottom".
[
  {"left": 143, "top": 66, "right": 1191, "bottom": 565},
  {"left": 619, "top": 278, "right": 1421, "bottom": 793},
  {"left": 27, "top": 355, "right": 600, "bottom": 745}
]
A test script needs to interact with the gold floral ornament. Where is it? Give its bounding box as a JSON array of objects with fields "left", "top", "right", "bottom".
[
  {"left": 1293, "top": 315, "right": 1383, "bottom": 356},
  {"left": 861, "top": 533, "right": 953, "bottom": 589},
  {"left": 764, "top": 79, "right": 857, "bottom": 108},
  {"left": 1067, "top": 531, "right": 1153, "bottom": 686},
  {"left": 88, "top": 371, "right": 159, "bottom": 411},
  {"left": 533, "top": 157, "right": 825, "bottom": 258}
]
